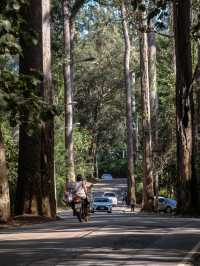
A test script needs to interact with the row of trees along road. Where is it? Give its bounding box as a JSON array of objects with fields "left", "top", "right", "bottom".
[{"left": 0, "top": 0, "right": 200, "bottom": 222}]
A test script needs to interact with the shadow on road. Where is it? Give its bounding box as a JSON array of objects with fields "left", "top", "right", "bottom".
[{"left": 0, "top": 213, "right": 200, "bottom": 265}]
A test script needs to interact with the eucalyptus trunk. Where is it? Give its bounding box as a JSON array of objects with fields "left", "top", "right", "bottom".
[
  {"left": 148, "top": 26, "right": 158, "bottom": 202},
  {"left": 90, "top": 103, "right": 99, "bottom": 179},
  {"left": 148, "top": 30, "right": 158, "bottom": 147},
  {"left": 16, "top": 0, "right": 56, "bottom": 217},
  {"left": 63, "top": 0, "right": 75, "bottom": 182},
  {"left": 40, "top": 0, "right": 56, "bottom": 218},
  {"left": 174, "top": 0, "right": 195, "bottom": 213},
  {"left": 172, "top": 2, "right": 176, "bottom": 73},
  {"left": 0, "top": 127, "right": 10, "bottom": 222},
  {"left": 121, "top": 0, "right": 136, "bottom": 205},
  {"left": 16, "top": 0, "right": 43, "bottom": 216},
  {"left": 194, "top": 42, "right": 200, "bottom": 209},
  {"left": 131, "top": 72, "right": 137, "bottom": 163},
  {"left": 139, "top": 9, "right": 154, "bottom": 211}
]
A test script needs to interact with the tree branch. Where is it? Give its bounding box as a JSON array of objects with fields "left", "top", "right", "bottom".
[{"left": 154, "top": 30, "right": 174, "bottom": 38}]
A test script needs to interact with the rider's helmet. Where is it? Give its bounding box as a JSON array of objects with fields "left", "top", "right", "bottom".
[{"left": 76, "top": 174, "right": 83, "bottom": 182}]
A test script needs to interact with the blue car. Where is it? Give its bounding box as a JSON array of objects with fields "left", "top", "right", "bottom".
[{"left": 157, "top": 196, "right": 177, "bottom": 213}]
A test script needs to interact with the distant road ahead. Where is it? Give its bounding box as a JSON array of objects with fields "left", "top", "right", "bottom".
[{"left": 92, "top": 178, "right": 127, "bottom": 202}]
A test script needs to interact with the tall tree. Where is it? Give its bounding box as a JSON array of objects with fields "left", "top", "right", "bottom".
[
  {"left": 171, "top": 2, "right": 176, "bottom": 73},
  {"left": 174, "top": 0, "right": 194, "bottom": 213},
  {"left": 62, "top": 0, "right": 86, "bottom": 182},
  {"left": 194, "top": 41, "right": 200, "bottom": 208},
  {"left": 139, "top": 4, "right": 154, "bottom": 211},
  {"left": 0, "top": 127, "right": 10, "bottom": 222},
  {"left": 148, "top": 22, "right": 158, "bottom": 203},
  {"left": 148, "top": 29, "right": 158, "bottom": 147},
  {"left": 41, "top": 0, "right": 56, "bottom": 217},
  {"left": 121, "top": 0, "right": 136, "bottom": 205},
  {"left": 63, "top": 0, "right": 75, "bottom": 182},
  {"left": 192, "top": 0, "right": 200, "bottom": 212},
  {"left": 16, "top": 0, "right": 56, "bottom": 217}
]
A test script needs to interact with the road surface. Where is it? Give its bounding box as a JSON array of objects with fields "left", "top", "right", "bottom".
[{"left": 0, "top": 179, "right": 200, "bottom": 266}]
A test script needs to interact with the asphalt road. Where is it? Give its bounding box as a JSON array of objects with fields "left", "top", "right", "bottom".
[
  {"left": 0, "top": 179, "right": 200, "bottom": 266},
  {"left": 91, "top": 178, "right": 128, "bottom": 200}
]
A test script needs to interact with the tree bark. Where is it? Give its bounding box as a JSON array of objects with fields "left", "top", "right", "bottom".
[
  {"left": 63, "top": 0, "right": 76, "bottom": 182},
  {"left": 148, "top": 25, "right": 158, "bottom": 201},
  {"left": 131, "top": 72, "right": 137, "bottom": 163},
  {"left": 148, "top": 30, "right": 158, "bottom": 147},
  {"left": 90, "top": 103, "right": 99, "bottom": 179},
  {"left": 139, "top": 8, "right": 154, "bottom": 211},
  {"left": 0, "top": 127, "right": 11, "bottom": 222},
  {"left": 16, "top": 0, "right": 56, "bottom": 217},
  {"left": 174, "top": 0, "right": 195, "bottom": 213},
  {"left": 41, "top": 0, "right": 56, "bottom": 218},
  {"left": 171, "top": 1, "right": 176, "bottom": 73},
  {"left": 16, "top": 0, "right": 43, "bottom": 216},
  {"left": 194, "top": 42, "right": 200, "bottom": 209},
  {"left": 121, "top": 1, "right": 136, "bottom": 205}
]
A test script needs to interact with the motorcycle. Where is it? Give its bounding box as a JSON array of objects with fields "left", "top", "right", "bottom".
[
  {"left": 73, "top": 195, "right": 89, "bottom": 222},
  {"left": 73, "top": 195, "right": 82, "bottom": 222}
]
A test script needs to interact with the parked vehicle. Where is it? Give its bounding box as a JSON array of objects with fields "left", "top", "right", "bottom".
[
  {"left": 156, "top": 196, "right": 177, "bottom": 213},
  {"left": 91, "top": 197, "right": 112, "bottom": 213},
  {"left": 101, "top": 173, "right": 112, "bottom": 180},
  {"left": 103, "top": 192, "right": 118, "bottom": 206}
]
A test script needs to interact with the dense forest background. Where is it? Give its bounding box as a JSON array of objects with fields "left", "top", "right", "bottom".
[{"left": 0, "top": 0, "right": 200, "bottom": 221}]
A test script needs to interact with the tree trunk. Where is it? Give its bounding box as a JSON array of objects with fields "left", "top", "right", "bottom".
[
  {"left": 139, "top": 8, "right": 154, "bottom": 211},
  {"left": 0, "top": 127, "right": 11, "bottom": 222},
  {"left": 148, "top": 30, "right": 158, "bottom": 147},
  {"left": 131, "top": 72, "right": 137, "bottom": 163},
  {"left": 95, "top": 152, "right": 99, "bottom": 179},
  {"left": 148, "top": 25, "right": 158, "bottom": 201},
  {"left": 63, "top": 0, "right": 76, "bottom": 182},
  {"left": 91, "top": 141, "right": 97, "bottom": 178},
  {"left": 171, "top": 2, "right": 176, "bottom": 73},
  {"left": 174, "top": 0, "right": 195, "bottom": 213},
  {"left": 194, "top": 42, "right": 200, "bottom": 209},
  {"left": 121, "top": 1, "right": 136, "bottom": 205},
  {"left": 41, "top": 0, "right": 56, "bottom": 218},
  {"left": 16, "top": 125, "right": 42, "bottom": 215},
  {"left": 16, "top": 0, "right": 43, "bottom": 216},
  {"left": 16, "top": 0, "right": 56, "bottom": 217},
  {"left": 90, "top": 103, "right": 99, "bottom": 179}
]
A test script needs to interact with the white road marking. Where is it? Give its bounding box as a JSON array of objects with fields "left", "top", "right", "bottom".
[{"left": 177, "top": 241, "right": 200, "bottom": 266}]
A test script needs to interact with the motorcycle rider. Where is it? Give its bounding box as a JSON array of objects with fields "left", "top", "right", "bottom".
[
  {"left": 75, "top": 174, "right": 87, "bottom": 199},
  {"left": 74, "top": 174, "right": 93, "bottom": 222}
]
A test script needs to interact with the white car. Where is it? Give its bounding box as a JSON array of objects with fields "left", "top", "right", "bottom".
[
  {"left": 91, "top": 197, "right": 112, "bottom": 213},
  {"left": 103, "top": 192, "right": 118, "bottom": 206}
]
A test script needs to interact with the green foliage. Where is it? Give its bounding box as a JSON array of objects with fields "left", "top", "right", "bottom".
[
  {"left": 0, "top": 0, "right": 59, "bottom": 130},
  {"left": 2, "top": 126, "right": 18, "bottom": 183},
  {"left": 1, "top": 122, "right": 18, "bottom": 213},
  {"left": 52, "top": 0, "right": 177, "bottom": 189},
  {"left": 2, "top": 0, "right": 197, "bottom": 210},
  {"left": 74, "top": 127, "right": 93, "bottom": 176},
  {"left": 73, "top": 7, "right": 128, "bottom": 178},
  {"left": 0, "top": 0, "right": 182, "bottom": 209},
  {"left": 0, "top": 0, "right": 62, "bottom": 212},
  {"left": 54, "top": 116, "right": 94, "bottom": 205},
  {"left": 98, "top": 155, "right": 127, "bottom": 178},
  {"left": 156, "top": 34, "right": 176, "bottom": 196},
  {"left": 0, "top": 0, "right": 25, "bottom": 55}
]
